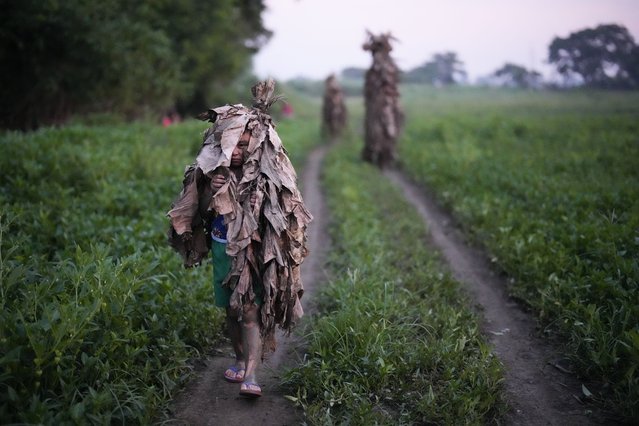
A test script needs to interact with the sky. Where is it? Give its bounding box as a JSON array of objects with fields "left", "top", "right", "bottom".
[{"left": 252, "top": 0, "right": 639, "bottom": 82}]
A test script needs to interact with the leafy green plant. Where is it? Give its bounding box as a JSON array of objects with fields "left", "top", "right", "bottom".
[{"left": 0, "top": 99, "right": 320, "bottom": 424}]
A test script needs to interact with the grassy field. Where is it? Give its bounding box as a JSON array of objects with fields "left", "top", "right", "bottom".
[
  {"left": 3, "top": 84, "right": 637, "bottom": 422},
  {"left": 283, "top": 135, "right": 505, "bottom": 424},
  {"left": 397, "top": 86, "right": 639, "bottom": 417},
  {"left": 0, "top": 121, "right": 220, "bottom": 423},
  {"left": 0, "top": 90, "right": 321, "bottom": 424}
]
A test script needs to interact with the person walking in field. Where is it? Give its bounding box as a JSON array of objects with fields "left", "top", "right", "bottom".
[
  {"left": 167, "top": 79, "right": 312, "bottom": 398},
  {"left": 362, "top": 31, "right": 403, "bottom": 168},
  {"left": 322, "top": 73, "right": 348, "bottom": 140}
]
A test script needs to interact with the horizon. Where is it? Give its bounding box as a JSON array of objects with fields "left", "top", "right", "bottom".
[{"left": 253, "top": 0, "right": 639, "bottom": 83}]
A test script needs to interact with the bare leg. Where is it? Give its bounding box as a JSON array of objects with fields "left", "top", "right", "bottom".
[
  {"left": 240, "top": 304, "right": 262, "bottom": 395},
  {"left": 226, "top": 308, "right": 244, "bottom": 365},
  {"left": 224, "top": 307, "right": 245, "bottom": 381}
]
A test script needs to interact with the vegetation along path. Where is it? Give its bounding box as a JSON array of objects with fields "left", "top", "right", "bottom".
[
  {"left": 168, "top": 145, "right": 329, "bottom": 425},
  {"left": 386, "top": 170, "right": 610, "bottom": 425},
  {"left": 168, "top": 140, "right": 609, "bottom": 425}
]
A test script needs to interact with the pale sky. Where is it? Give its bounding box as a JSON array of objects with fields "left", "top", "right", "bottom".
[{"left": 253, "top": 0, "right": 639, "bottom": 82}]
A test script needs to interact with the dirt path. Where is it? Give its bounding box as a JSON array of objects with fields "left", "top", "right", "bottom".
[
  {"left": 167, "top": 146, "right": 328, "bottom": 425},
  {"left": 385, "top": 170, "right": 608, "bottom": 426}
]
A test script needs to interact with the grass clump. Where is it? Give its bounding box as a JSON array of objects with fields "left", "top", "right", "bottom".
[{"left": 284, "top": 140, "right": 504, "bottom": 425}]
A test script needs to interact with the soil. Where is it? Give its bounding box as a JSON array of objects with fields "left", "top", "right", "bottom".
[
  {"left": 385, "top": 169, "right": 614, "bottom": 426},
  {"left": 166, "top": 146, "right": 329, "bottom": 425}
]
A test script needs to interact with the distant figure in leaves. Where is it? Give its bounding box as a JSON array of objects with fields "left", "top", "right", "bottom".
[
  {"left": 167, "top": 79, "right": 312, "bottom": 398},
  {"left": 321, "top": 74, "right": 348, "bottom": 141},
  {"left": 362, "top": 31, "right": 404, "bottom": 168}
]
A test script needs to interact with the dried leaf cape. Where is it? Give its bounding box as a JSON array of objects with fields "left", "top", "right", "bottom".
[
  {"left": 322, "top": 74, "right": 347, "bottom": 139},
  {"left": 362, "top": 31, "right": 404, "bottom": 168},
  {"left": 167, "top": 80, "right": 312, "bottom": 352}
]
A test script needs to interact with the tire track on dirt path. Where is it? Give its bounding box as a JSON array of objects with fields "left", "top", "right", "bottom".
[
  {"left": 385, "top": 170, "right": 608, "bottom": 426},
  {"left": 167, "top": 145, "right": 328, "bottom": 425}
]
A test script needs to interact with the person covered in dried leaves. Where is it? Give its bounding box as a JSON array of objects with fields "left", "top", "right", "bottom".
[
  {"left": 167, "top": 79, "right": 312, "bottom": 398},
  {"left": 321, "top": 73, "right": 348, "bottom": 141},
  {"left": 362, "top": 31, "right": 403, "bottom": 168}
]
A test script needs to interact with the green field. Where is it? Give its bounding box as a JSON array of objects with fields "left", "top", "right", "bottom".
[
  {"left": 1, "top": 86, "right": 638, "bottom": 423},
  {"left": 0, "top": 94, "right": 320, "bottom": 423},
  {"left": 398, "top": 86, "right": 639, "bottom": 416}
]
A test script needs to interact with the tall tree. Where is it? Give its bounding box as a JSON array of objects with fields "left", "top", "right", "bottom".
[
  {"left": 548, "top": 24, "right": 639, "bottom": 89},
  {"left": 0, "top": 0, "right": 270, "bottom": 129},
  {"left": 404, "top": 51, "right": 466, "bottom": 85},
  {"left": 431, "top": 52, "right": 467, "bottom": 85},
  {"left": 491, "top": 63, "right": 542, "bottom": 89},
  {"left": 157, "top": 0, "right": 271, "bottom": 113}
]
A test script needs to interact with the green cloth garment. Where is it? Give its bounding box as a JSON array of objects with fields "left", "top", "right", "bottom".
[{"left": 212, "top": 240, "right": 262, "bottom": 307}]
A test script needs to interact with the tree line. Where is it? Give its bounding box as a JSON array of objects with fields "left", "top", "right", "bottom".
[
  {"left": 3, "top": 14, "right": 637, "bottom": 130},
  {"left": 0, "top": 0, "right": 269, "bottom": 130},
  {"left": 345, "top": 24, "right": 639, "bottom": 90}
]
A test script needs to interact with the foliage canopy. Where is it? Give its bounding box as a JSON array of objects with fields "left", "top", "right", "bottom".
[
  {"left": 548, "top": 24, "right": 639, "bottom": 89},
  {"left": 403, "top": 52, "right": 467, "bottom": 86},
  {"left": 0, "top": 0, "right": 270, "bottom": 129},
  {"left": 490, "top": 63, "right": 542, "bottom": 89}
]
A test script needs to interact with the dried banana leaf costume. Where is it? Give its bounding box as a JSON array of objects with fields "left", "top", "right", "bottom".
[
  {"left": 167, "top": 81, "right": 312, "bottom": 352},
  {"left": 362, "top": 31, "right": 404, "bottom": 168},
  {"left": 322, "top": 74, "right": 347, "bottom": 139}
]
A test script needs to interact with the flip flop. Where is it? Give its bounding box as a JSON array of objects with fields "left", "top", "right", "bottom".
[
  {"left": 239, "top": 382, "right": 262, "bottom": 398},
  {"left": 223, "top": 365, "right": 245, "bottom": 383}
]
